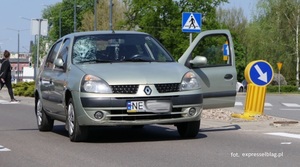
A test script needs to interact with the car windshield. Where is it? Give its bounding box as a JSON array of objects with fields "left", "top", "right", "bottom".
[{"left": 72, "top": 34, "right": 174, "bottom": 64}]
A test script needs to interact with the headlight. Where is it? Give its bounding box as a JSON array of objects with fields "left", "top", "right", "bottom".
[
  {"left": 180, "top": 72, "right": 201, "bottom": 91},
  {"left": 81, "top": 75, "right": 112, "bottom": 93}
]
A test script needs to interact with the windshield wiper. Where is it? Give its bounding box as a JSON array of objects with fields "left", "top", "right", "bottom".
[
  {"left": 123, "top": 57, "right": 154, "bottom": 62},
  {"left": 78, "top": 59, "right": 113, "bottom": 64}
]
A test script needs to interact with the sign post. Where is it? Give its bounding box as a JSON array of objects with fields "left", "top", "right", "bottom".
[
  {"left": 182, "top": 12, "right": 202, "bottom": 44},
  {"left": 232, "top": 60, "right": 274, "bottom": 120},
  {"left": 277, "top": 62, "right": 283, "bottom": 94}
]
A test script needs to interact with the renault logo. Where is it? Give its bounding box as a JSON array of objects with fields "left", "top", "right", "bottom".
[{"left": 144, "top": 86, "right": 152, "bottom": 95}]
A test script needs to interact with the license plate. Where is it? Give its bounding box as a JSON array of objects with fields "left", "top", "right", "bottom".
[
  {"left": 127, "top": 100, "right": 171, "bottom": 113},
  {"left": 127, "top": 101, "right": 145, "bottom": 113}
]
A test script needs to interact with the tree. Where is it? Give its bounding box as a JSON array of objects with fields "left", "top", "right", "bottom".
[
  {"left": 122, "top": 0, "right": 228, "bottom": 60},
  {"left": 80, "top": 0, "right": 127, "bottom": 31},
  {"left": 217, "top": 7, "right": 248, "bottom": 81},
  {"left": 245, "top": 0, "right": 300, "bottom": 85}
]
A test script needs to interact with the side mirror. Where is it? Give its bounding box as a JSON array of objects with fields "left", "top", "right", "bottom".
[
  {"left": 189, "top": 56, "right": 207, "bottom": 67},
  {"left": 54, "top": 58, "right": 64, "bottom": 69}
]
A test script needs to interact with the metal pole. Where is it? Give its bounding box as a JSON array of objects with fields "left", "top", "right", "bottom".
[
  {"left": 17, "top": 31, "right": 20, "bottom": 82},
  {"left": 59, "top": 8, "right": 62, "bottom": 38},
  {"left": 279, "top": 70, "right": 281, "bottom": 94},
  {"left": 33, "top": 35, "right": 36, "bottom": 80},
  {"left": 109, "top": 0, "right": 113, "bottom": 30},
  {"left": 94, "top": 0, "right": 97, "bottom": 31},
  {"left": 37, "top": 19, "right": 41, "bottom": 71},
  {"left": 74, "top": 0, "right": 77, "bottom": 32},
  {"left": 189, "top": 33, "right": 192, "bottom": 44}
]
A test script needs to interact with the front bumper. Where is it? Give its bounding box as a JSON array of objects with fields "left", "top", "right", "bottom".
[{"left": 75, "top": 93, "right": 203, "bottom": 126}]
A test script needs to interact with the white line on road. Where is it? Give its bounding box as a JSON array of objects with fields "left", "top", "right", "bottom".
[
  {"left": 234, "top": 102, "right": 273, "bottom": 107},
  {"left": 282, "top": 103, "right": 300, "bottom": 107},
  {"left": 0, "top": 145, "right": 11, "bottom": 152},
  {"left": 281, "top": 142, "right": 292, "bottom": 145},
  {"left": 265, "top": 132, "right": 300, "bottom": 139},
  {"left": 280, "top": 108, "right": 300, "bottom": 111},
  {"left": 264, "top": 103, "right": 272, "bottom": 107},
  {"left": 235, "top": 102, "right": 243, "bottom": 106}
]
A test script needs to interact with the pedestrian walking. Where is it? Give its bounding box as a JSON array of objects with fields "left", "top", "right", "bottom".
[{"left": 0, "top": 50, "right": 20, "bottom": 103}]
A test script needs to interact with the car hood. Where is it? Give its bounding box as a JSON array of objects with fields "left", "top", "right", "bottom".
[{"left": 76, "top": 62, "right": 189, "bottom": 84}]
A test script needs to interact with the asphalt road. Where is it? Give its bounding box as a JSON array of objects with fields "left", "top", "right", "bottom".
[
  {"left": 234, "top": 93, "right": 300, "bottom": 120},
  {"left": 1, "top": 101, "right": 300, "bottom": 167}
]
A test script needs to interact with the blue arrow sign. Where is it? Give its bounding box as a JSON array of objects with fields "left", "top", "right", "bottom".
[
  {"left": 249, "top": 61, "right": 273, "bottom": 86},
  {"left": 223, "top": 44, "right": 229, "bottom": 56},
  {"left": 182, "top": 12, "right": 202, "bottom": 33}
]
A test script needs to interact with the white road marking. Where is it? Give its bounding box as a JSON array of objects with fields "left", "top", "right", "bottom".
[
  {"left": 0, "top": 100, "right": 20, "bottom": 104},
  {"left": 281, "top": 142, "right": 292, "bottom": 145},
  {"left": 282, "top": 103, "right": 300, "bottom": 107},
  {"left": 265, "top": 132, "right": 300, "bottom": 139},
  {"left": 264, "top": 108, "right": 272, "bottom": 110},
  {"left": 234, "top": 102, "right": 273, "bottom": 107},
  {"left": 264, "top": 103, "right": 272, "bottom": 107},
  {"left": 280, "top": 108, "right": 300, "bottom": 111},
  {"left": 0, "top": 145, "right": 11, "bottom": 152},
  {"left": 235, "top": 102, "right": 243, "bottom": 106}
]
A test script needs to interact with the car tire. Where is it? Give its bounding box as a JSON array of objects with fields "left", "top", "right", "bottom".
[
  {"left": 67, "top": 98, "right": 88, "bottom": 142},
  {"left": 176, "top": 120, "right": 200, "bottom": 138},
  {"left": 35, "top": 97, "right": 54, "bottom": 131},
  {"left": 238, "top": 87, "right": 243, "bottom": 92}
]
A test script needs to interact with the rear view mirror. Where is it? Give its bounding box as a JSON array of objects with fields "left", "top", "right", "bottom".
[
  {"left": 189, "top": 56, "right": 207, "bottom": 67},
  {"left": 54, "top": 58, "right": 64, "bottom": 69}
]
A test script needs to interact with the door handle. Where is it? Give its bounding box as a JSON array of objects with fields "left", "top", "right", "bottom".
[{"left": 224, "top": 74, "right": 233, "bottom": 80}]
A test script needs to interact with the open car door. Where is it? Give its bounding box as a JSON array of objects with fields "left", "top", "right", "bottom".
[{"left": 178, "top": 30, "right": 237, "bottom": 109}]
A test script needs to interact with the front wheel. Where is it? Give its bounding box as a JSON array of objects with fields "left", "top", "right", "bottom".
[
  {"left": 176, "top": 120, "right": 200, "bottom": 138},
  {"left": 67, "top": 98, "right": 88, "bottom": 142},
  {"left": 35, "top": 98, "right": 54, "bottom": 131}
]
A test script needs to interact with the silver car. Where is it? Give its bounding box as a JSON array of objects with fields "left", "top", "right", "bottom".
[{"left": 35, "top": 30, "right": 236, "bottom": 142}]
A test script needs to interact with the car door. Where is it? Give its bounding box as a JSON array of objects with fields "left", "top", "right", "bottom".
[
  {"left": 178, "top": 30, "right": 236, "bottom": 109},
  {"left": 39, "top": 40, "right": 62, "bottom": 113},
  {"left": 51, "top": 38, "right": 70, "bottom": 116}
]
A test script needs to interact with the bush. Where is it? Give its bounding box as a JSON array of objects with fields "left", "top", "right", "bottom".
[
  {"left": 267, "top": 85, "right": 298, "bottom": 93},
  {"left": 12, "top": 81, "right": 35, "bottom": 97}
]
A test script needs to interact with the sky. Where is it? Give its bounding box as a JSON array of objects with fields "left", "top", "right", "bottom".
[
  {"left": 0, "top": 0, "right": 61, "bottom": 53},
  {"left": 0, "top": 0, "right": 258, "bottom": 53}
]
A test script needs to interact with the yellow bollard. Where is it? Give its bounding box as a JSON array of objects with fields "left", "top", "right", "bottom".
[
  {"left": 232, "top": 60, "right": 274, "bottom": 120},
  {"left": 232, "top": 83, "right": 267, "bottom": 120}
]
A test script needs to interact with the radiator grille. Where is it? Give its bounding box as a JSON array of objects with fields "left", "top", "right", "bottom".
[
  {"left": 110, "top": 85, "right": 139, "bottom": 94},
  {"left": 155, "top": 83, "right": 180, "bottom": 93}
]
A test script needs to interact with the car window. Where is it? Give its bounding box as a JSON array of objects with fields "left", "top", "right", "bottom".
[
  {"left": 72, "top": 34, "right": 174, "bottom": 64},
  {"left": 55, "top": 38, "right": 70, "bottom": 69},
  {"left": 45, "top": 40, "right": 62, "bottom": 69},
  {"left": 191, "top": 34, "right": 231, "bottom": 67}
]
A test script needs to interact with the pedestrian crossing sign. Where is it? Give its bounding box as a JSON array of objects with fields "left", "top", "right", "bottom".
[{"left": 182, "top": 12, "right": 202, "bottom": 33}]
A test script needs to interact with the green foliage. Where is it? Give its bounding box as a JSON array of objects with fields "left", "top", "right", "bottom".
[
  {"left": 267, "top": 85, "right": 299, "bottom": 93},
  {"left": 122, "top": 0, "right": 228, "bottom": 60},
  {"left": 244, "top": 0, "right": 299, "bottom": 84},
  {"left": 12, "top": 81, "right": 35, "bottom": 97}
]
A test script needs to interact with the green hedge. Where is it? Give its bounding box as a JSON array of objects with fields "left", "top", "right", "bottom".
[
  {"left": 12, "top": 81, "right": 35, "bottom": 97},
  {"left": 267, "top": 85, "right": 299, "bottom": 93}
]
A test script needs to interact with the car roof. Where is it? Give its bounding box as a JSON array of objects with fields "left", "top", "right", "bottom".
[{"left": 61, "top": 31, "right": 149, "bottom": 39}]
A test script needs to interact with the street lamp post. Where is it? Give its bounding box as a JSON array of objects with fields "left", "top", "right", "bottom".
[
  {"left": 94, "top": 0, "right": 98, "bottom": 31},
  {"left": 6, "top": 28, "right": 28, "bottom": 82},
  {"left": 59, "top": 8, "right": 62, "bottom": 38},
  {"left": 109, "top": 0, "right": 113, "bottom": 30},
  {"left": 74, "top": 0, "right": 77, "bottom": 32}
]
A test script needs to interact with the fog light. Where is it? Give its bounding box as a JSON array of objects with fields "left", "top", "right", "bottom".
[
  {"left": 188, "top": 108, "right": 197, "bottom": 117},
  {"left": 94, "top": 111, "right": 104, "bottom": 119}
]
